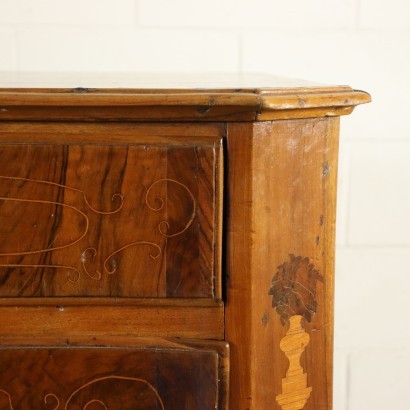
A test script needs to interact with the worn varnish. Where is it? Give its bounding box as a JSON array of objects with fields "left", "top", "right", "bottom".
[{"left": 0, "top": 73, "right": 370, "bottom": 409}]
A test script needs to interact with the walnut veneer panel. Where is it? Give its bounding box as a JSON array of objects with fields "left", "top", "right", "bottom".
[
  {"left": 0, "top": 340, "right": 229, "bottom": 409},
  {"left": 0, "top": 141, "right": 222, "bottom": 298}
]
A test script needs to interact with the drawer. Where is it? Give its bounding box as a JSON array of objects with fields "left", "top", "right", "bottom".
[
  {"left": 0, "top": 339, "right": 229, "bottom": 409},
  {"left": 0, "top": 124, "right": 223, "bottom": 299}
]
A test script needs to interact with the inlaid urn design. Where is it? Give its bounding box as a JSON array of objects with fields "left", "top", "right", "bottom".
[{"left": 269, "top": 255, "right": 323, "bottom": 410}]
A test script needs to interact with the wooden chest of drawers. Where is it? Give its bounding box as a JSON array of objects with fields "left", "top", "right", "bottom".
[{"left": 0, "top": 73, "right": 370, "bottom": 409}]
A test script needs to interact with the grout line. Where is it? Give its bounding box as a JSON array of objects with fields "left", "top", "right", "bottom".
[
  {"left": 337, "top": 244, "right": 410, "bottom": 250},
  {"left": 238, "top": 31, "right": 243, "bottom": 74},
  {"left": 345, "top": 138, "right": 410, "bottom": 143},
  {"left": 355, "top": 0, "right": 361, "bottom": 30},
  {"left": 134, "top": 0, "right": 140, "bottom": 27},
  {"left": 345, "top": 353, "right": 351, "bottom": 410},
  {"left": 1, "top": 22, "right": 139, "bottom": 30},
  {"left": 14, "top": 28, "right": 20, "bottom": 70},
  {"left": 3, "top": 23, "right": 410, "bottom": 35},
  {"left": 336, "top": 139, "right": 349, "bottom": 247},
  {"left": 344, "top": 142, "right": 353, "bottom": 246}
]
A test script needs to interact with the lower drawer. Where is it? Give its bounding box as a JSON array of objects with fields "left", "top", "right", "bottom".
[{"left": 0, "top": 339, "right": 229, "bottom": 409}]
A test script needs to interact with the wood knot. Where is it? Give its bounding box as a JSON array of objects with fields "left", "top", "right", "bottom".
[{"left": 72, "top": 87, "right": 90, "bottom": 94}]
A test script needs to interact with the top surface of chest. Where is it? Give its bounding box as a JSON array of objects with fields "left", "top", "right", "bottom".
[{"left": 0, "top": 72, "right": 370, "bottom": 121}]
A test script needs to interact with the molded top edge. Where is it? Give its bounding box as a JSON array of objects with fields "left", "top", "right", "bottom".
[{"left": 0, "top": 72, "right": 371, "bottom": 120}]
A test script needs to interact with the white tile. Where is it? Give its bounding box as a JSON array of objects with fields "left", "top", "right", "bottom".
[
  {"left": 138, "top": 0, "right": 237, "bottom": 28},
  {"left": 17, "top": 28, "right": 239, "bottom": 72},
  {"left": 334, "top": 349, "right": 348, "bottom": 410},
  {"left": 0, "top": 0, "right": 135, "bottom": 26},
  {"left": 1, "top": 0, "right": 136, "bottom": 26},
  {"left": 347, "top": 141, "right": 410, "bottom": 246},
  {"left": 138, "top": 0, "right": 355, "bottom": 29},
  {"left": 335, "top": 249, "right": 410, "bottom": 350},
  {"left": 242, "top": 30, "right": 410, "bottom": 140},
  {"left": 359, "top": 0, "right": 410, "bottom": 29},
  {"left": 0, "top": 0, "right": 22, "bottom": 24},
  {"left": 348, "top": 350, "right": 410, "bottom": 410},
  {"left": 0, "top": 28, "right": 17, "bottom": 70},
  {"left": 235, "top": 0, "right": 356, "bottom": 29},
  {"left": 242, "top": 30, "right": 357, "bottom": 82}
]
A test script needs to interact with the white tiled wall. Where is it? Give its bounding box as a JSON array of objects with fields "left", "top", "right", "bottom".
[
  {"left": 348, "top": 350, "right": 410, "bottom": 410},
  {"left": 2, "top": 0, "right": 136, "bottom": 26},
  {"left": 1, "top": 0, "right": 409, "bottom": 408},
  {"left": 17, "top": 28, "right": 239, "bottom": 72}
]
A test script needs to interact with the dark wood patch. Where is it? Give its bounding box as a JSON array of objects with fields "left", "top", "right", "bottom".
[{"left": 269, "top": 254, "right": 323, "bottom": 325}]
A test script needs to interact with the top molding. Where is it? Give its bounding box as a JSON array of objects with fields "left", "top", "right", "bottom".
[{"left": 0, "top": 72, "right": 371, "bottom": 121}]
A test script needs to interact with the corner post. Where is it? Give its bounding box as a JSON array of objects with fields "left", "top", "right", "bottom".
[{"left": 226, "top": 117, "right": 339, "bottom": 409}]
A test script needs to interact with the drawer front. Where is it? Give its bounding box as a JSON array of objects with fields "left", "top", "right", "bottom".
[
  {"left": 0, "top": 139, "right": 222, "bottom": 298},
  {"left": 0, "top": 340, "right": 229, "bottom": 409}
]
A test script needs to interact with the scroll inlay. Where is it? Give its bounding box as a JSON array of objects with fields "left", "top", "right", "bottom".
[
  {"left": 0, "top": 375, "right": 165, "bottom": 410},
  {"left": 0, "top": 176, "right": 193, "bottom": 280},
  {"left": 0, "top": 144, "right": 217, "bottom": 298},
  {"left": 269, "top": 254, "right": 323, "bottom": 409},
  {"left": 0, "top": 177, "right": 162, "bottom": 284},
  {"left": 145, "top": 178, "right": 196, "bottom": 237}
]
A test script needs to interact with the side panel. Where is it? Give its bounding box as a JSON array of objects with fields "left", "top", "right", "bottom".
[{"left": 226, "top": 118, "right": 339, "bottom": 409}]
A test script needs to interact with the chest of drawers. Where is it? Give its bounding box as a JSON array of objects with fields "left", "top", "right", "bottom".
[{"left": 0, "top": 73, "right": 370, "bottom": 409}]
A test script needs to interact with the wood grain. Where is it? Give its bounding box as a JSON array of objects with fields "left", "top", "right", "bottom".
[
  {"left": 0, "top": 122, "right": 225, "bottom": 144},
  {"left": 0, "top": 339, "right": 229, "bottom": 409},
  {"left": 0, "top": 303, "right": 224, "bottom": 341},
  {"left": 0, "top": 142, "right": 222, "bottom": 299},
  {"left": 226, "top": 118, "right": 339, "bottom": 409}
]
